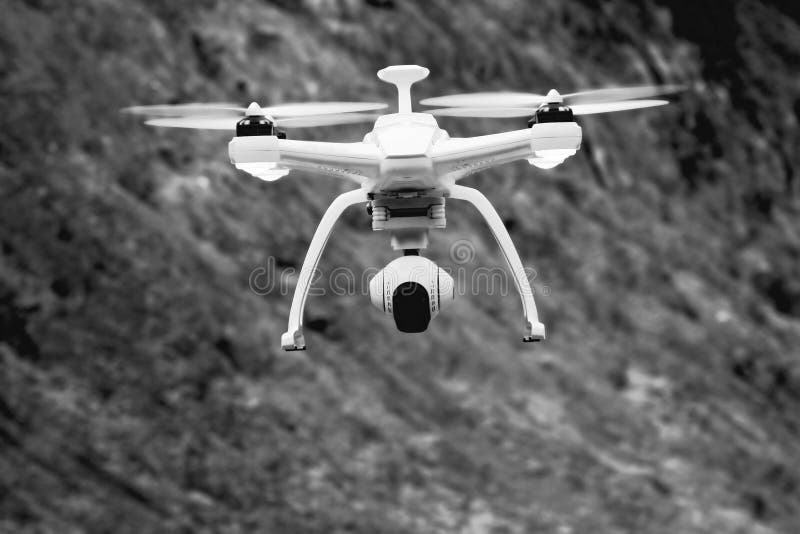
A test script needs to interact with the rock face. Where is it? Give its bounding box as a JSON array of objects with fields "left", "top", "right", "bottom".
[{"left": 1, "top": 1, "right": 799, "bottom": 532}]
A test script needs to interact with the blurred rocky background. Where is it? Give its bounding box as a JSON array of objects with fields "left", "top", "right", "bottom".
[{"left": 1, "top": 0, "right": 799, "bottom": 532}]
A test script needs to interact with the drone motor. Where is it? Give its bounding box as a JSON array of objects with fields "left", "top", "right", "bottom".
[
  {"left": 236, "top": 115, "right": 275, "bottom": 136},
  {"left": 528, "top": 89, "right": 575, "bottom": 126},
  {"left": 528, "top": 103, "right": 575, "bottom": 126},
  {"left": 236, "top": 103, "right": 287, "bottom": 138}
]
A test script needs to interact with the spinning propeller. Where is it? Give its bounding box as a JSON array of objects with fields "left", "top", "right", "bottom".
[
  {"left": 420, "top": 85, "right": 684, "bottom": 118},
  {"left": 122, "top": 100, "right": 388, "bottom": 130}
]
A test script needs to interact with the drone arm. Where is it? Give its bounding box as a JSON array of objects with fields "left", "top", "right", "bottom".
[
  {"left": 277, "top": 139, "right": 382, "bottom": 183},
  {"left": 431, "top": 123, "right": 581, "bottom": 181},
  {"left": 281, "top": 188, "right": 368, "bottom": 350},
  {"left": 431, "top": 129, "right": 531, "bottom": 180},
  {"left": 229, "top": 137, "right": 381, "bottom": 184},
  {"left": 448, "top": 184, "right": 546, "bottom": 341}
]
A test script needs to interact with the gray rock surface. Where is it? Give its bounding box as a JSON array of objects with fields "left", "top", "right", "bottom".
[{"left": 1, "top": 1, "right": 799, "bottom": 532}]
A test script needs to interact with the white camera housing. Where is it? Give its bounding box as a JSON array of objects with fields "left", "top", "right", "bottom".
[{"left": 369, "top": 255, "right": 454, "bottom": 333}]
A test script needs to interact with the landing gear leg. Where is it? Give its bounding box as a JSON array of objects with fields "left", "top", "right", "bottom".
[
  {"left": 448, "top": 184, "right": 546, "bottom": 342},
  {"left": 281, "top": 188, "right": 368, "bottom": 351}
]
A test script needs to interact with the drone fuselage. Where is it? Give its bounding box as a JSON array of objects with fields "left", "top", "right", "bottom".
[{"left": 363, "top": 113, "right": 448, "bottom": 193}]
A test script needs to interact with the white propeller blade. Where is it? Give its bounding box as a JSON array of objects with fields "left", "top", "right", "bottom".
[
  {"left": 426, "top": 99, "right": 670, "bottom": 119},
  {"left": 260, "top": 101, "right": 388, "bottom": 117},
  {"left": 570, "top": 99, "right": 669, "bottom": 115},
  {"left": 123, "top": 103, "right": 245, "bottom": 117},
  {"left": 126, "top": 101, "right": 387, "bottom": 120},
  {"left": 427, "top": 107, "right": 533, "bottom": 118},
  {"left": 562, "top": 85, "right": 685, "bottom": 105},
  {"left": 419, "top": 92, "right": 546, "bottom": 108},
  {"left": 144, "top": 117, "right": 238, "bottom": 130},
  {"left": 144, "top": 113, "right": 379, "bottom": 130},
  {"left": 420, "top": 85, "right": 683, "bottom": 108},
  {"left": 273, "top": 113, "right": 378, "bottom": 128}
]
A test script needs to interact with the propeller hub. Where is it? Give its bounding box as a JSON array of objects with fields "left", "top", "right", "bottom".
[
  {"left": 246, "top": 102, "right": 263, "bottom": 116},
  {"left": 546, "top": 89, "right": 563, "bottom": 104}
]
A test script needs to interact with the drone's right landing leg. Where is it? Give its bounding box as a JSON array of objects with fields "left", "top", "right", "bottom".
[
  {"left": 448, "top": 184, "right": 546, "bottom": 342},
  {"left": 281, "top": 188, "right": 368, "bottom": 351}
]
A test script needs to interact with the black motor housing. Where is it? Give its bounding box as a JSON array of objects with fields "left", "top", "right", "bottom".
[
  {"left": 528, "top": 103, "right": 574, "bottom": 126},
  {"left": 236, "top": 116, "right": 286, "bottom": 138}
]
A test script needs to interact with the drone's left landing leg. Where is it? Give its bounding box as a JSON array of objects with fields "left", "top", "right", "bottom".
[
  {"left": 448, "top": 184, "right": 546, "bottom": 342},
  {"left": 281, "top": 188, "right": 368, "bottom": 351}
]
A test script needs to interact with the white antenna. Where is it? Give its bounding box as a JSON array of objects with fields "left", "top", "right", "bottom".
[{"left": 377, "top": 65, "right": 430, "bottom": 114}]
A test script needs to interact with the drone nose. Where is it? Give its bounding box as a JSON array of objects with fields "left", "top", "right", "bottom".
[{"left": 546, "top": 89, "right": 563, "bottom": 103}]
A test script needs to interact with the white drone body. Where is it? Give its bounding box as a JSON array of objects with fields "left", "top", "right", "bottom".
[{"left": 127, "top": 65, "right": 679, "bottom": 350}]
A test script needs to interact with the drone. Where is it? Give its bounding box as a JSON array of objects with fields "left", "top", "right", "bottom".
[{"left": 125, "top": 65, "right": 681, "bottom": 351}]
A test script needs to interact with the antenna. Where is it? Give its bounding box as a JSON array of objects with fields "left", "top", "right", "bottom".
[{"left": 377, "top": 65, "right": 430, "bottom": 114}]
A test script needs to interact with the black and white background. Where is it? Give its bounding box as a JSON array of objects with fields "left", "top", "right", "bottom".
[{"left": 1, "top": 1, "right": 799, "bottom": 532}]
